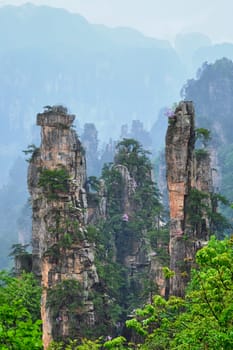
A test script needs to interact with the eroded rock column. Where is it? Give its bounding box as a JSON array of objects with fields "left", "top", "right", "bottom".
[
  {"left": 166, "top": 101, "right": 195, "bottom": 296},
  {"left": 166, "top": 101, "right": 214, "bottom": 297},
  {"left": 28, "top": 107, "right": 98, "bottom": 348}
]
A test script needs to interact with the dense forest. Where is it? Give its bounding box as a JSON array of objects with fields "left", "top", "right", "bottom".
[
  {"left": 2, "top": 237, "right": 233, "bottom": 349},
  {"left": 1, "top": 100, "right": 233, "bottom": 349},
  {"left": 1, "top": 60, "right": 233, "bottom": 348},
  {"left": 1, "top": 5, "right": 233, "bottom": 350},
  {"left": 1, "top": 3, "right": 233, "bottom": 271}
]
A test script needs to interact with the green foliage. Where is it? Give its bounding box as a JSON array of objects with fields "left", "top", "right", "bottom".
[
  {"left": 104, "top": 336, "right": 129, "bottom": 349},
  {"left": 195, "top": 127, "right": 211, "bottom": 158},
  {"left": 86, "top": 176, "right": 101, "bottom": 206},
  {"left": 9, "top": 243, "right": 32, "bottom": 274},
  {"left": 87, "top": 222, "right": 127, "bottom": 336},
  {"left": 162, "top": 266, "right": 175, "bottom": 279},
  {"left": 115, "top": 138, "right": 163, "bottom": 234},
  {"left": 195, "top": 128, "right": 211, "bottom": 147},
  {"left": 22, "top": 144, "right": 40, "bottom": 162},
  {"left": 211, "top": 192, "right": 230, "bottom": 206},
  {"left": 48, "top": 338, "right": 102, "bottom": 350},
  {"left": 115, "top": 138, "right": 152, "bottom": 184},
  {"left": 38, "top": 168, "right": 70, "bottom": 199},
  {"left": 172, "top": 236, "right": 233, "bottom": 349},
  {"left": 195, "top": 148, "right": 209, "bottom": 160},
  {"left": 148, "top": 227, "right": 170, "bottom": 264},
  {"left": 122, "top": 237, "right": 233, "bottom": 349},
  {"left": 43, "top": 105, "right": 68, "bottom": 115},
  {"left": 0, "top": 271, "right": 42, "bottom": 349},
  {"left": 46, "top": 279, "right": 87, "bottom": 340},
  {"left": 86, "top": 225, "right": 99, "bottom": 243},
  {"left": 184, "top": 58, "right": 233, "bottom": 144},
  {"left": 90, "top": 139, "right": 167, "bottom": 337},
  {"left": 0, "top": 272, "right": 41, "bottom": 322},
  {"left": 101, "top": 163, "right": 124, "bottom": 216},
  {"left": 187, "top": 188, "right": 231, "bottom": 236},
  {"left": 44, "top": 215, "right": 85, "bottom": 260},
  {"left": 9, "top": 243, "right": 30, "bottom": 258},
  {"left": 208, "top": 192, "right": 231, "bottom": 236},
  {"left": 47, "top": 279, "right": 84, "bottom": 316},
  {"left": 183, "top": 59, "right": 233, "bottom": 233},
  {"left": 187, "top": 188, "right": 209, "bottom": 227}
]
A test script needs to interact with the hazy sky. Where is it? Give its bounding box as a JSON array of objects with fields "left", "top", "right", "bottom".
[{"left": 0, "top": 0, "right": 233, "bottom": 43}]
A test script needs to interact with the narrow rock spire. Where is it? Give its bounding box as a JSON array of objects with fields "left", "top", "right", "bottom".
[
  {"left": 28, "top": 106, "right": 98, "bottom": 348},
  {"left": 166, "top": 101, "right": 213, "bottom": 296}
]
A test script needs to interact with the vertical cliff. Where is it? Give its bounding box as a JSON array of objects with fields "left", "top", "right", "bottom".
[
  {"left": 115, "top": 141, "right": 167, "bottom": 299},
  {"left": 112, "top": 162, "right": 166, "bottom": 298},
  {"left": 166, "top": 101, "right": 213, "bottom": 296},
  {"left": 28, "top": 106, "right": 98, "bottom": 348},
  {"left": 115, "top": 164, "right": 167, "bottom": 300},
  {"left": 80, "top": 138, "right": 168, "bottom": 337},
  {"left": 100, "top": 139, "right": 167, "bottom": 315}
]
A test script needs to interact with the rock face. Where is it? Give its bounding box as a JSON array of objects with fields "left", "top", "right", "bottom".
[
  {"left": 105, "top": 141, "right": 168, "bottom": 306},
  {"left": 113, "top": 164, "right": 151, "bottom": 268},
  {"left": 115, "top": 164, "right": 165, "bottom": 294},
  {"left": 28, "top": 107, "right": 98, "bottom": 349},
  {"left": 109, "top": 163, "right": 166, "bottom": 305},
  {"left": 166, "top": 101, "right": 213, "bottom": 296}
]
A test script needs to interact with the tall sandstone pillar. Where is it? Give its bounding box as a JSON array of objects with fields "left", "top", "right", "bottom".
[
  {"left": 166, "top": 101, "right": 213, "bottom": 297},
  {"left": 28, "top": 106, "right": 98, "bottom": 348}
]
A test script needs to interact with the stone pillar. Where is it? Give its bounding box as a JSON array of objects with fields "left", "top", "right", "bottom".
[
  {"left": 166, "top": 101, "right": 214, "bottom": 297},
  {"left": 166, "top": 101, "right": 195, "bottom": 296},
  {"left": 28, "top": 107, "right": 98, "bottom": 348}
]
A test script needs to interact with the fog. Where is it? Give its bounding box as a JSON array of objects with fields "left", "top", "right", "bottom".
[{"left": 0, "top": 0, "right": 233, "bottom": 43}]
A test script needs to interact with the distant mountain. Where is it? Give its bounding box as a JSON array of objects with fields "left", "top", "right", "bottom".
[
  {"left": 1, "top": 4, "right": 233, "bottom": 269},
  {"left": 1, "top": 4, "right": 233, "bottom": 184},
  {"left": 184, "top": 58, "right": 233, "bottom": 144},
  {"left": 193, "top": 43, "right": 233, "bottom": 70},
  {"left": 0, "top": 4, "right": 170, "bottom": 52},
  {"left": 175, "top": 32, "right": 212, "bottom": 63},
  {"left": 183, "top": 58, "right": 233, "bottom": 222},
  {"left": 0, "top": 3, "right": 186, "bottom": 183}
]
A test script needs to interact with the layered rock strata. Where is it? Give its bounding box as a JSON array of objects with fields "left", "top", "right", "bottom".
[{"left": 28, "top": 107, "right": 98, "bottom": 348}]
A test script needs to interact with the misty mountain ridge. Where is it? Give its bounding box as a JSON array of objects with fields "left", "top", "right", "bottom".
[
  {"left": 1, "top": 3, "right": 233, "bottom": 185},
  {"left": 0, "top": 3, "right": 233, "bottom": 273},
  {"left": 0, "top": 3, "right": 170, "bottom": 51}
]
